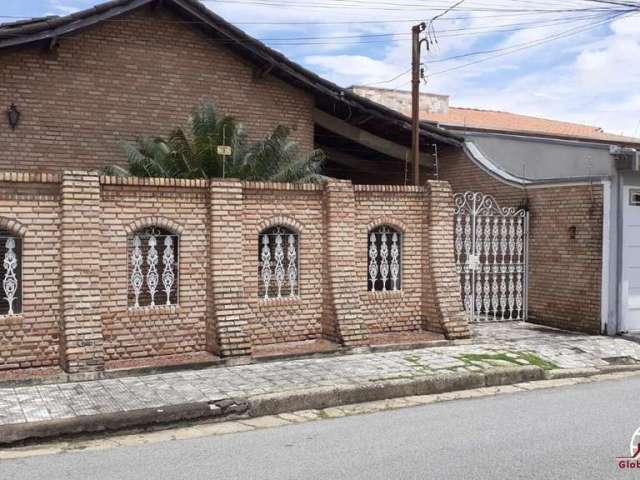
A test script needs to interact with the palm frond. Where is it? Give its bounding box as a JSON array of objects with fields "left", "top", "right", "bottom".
[{"left": 116, "top": 104, "right": 326, "bottom": 183}]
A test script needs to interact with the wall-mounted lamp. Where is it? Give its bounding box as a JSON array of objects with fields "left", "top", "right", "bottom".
[
  {"left": 7, "top": 104, "right": 20, "bottom": 130},
  {"left": 569, "top": 225, "right": 577, "bottom": 240}
]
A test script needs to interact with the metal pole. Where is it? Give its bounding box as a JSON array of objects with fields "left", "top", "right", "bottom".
[
  {"left": 411, "top": 23, "right": 425, "bottom": 186},
  {"left": 222, "top": 125, "right": 226, "bottom": 178}
]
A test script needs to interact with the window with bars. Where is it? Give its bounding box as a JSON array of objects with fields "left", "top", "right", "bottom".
[
  {"left": 259, "top": 226, "right": 299, "bottom": 299},
  {"left": 128, "top": 226, "right": 179, "bottom": 307},
  {"left": 1, "top": 229, "right": 21, "bottom": 315},
  {"left": 368, "top": 225, "right": 402, "bottom": 292}
]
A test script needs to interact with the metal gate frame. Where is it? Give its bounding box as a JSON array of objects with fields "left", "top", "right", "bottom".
[{"left": 454, "top": 192, "right": 529, "bottom": 323}]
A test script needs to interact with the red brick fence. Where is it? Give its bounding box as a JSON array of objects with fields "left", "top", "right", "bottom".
[{"left": 0, "top": 171, "right": 469, "bottom": 374}]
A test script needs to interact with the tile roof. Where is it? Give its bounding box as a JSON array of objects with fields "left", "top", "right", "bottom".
[
  {"left": 423, "top": 107, "right": 640, "bottom": 145},
  {"left": 350, "top": 86, "right": 640, "bottom": 146}
]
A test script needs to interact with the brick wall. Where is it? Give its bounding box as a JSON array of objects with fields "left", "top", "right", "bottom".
[
  {"left": 0, "top": 173, "right": 60, "bottom": 371},
  {"left": 0, "top": 6, "right": 315, "bottom": 173},
  {"left": 354, "top": 186, "right": 424, "bottom": 336},
  {"left": 99, "top": 179, "right": 210, "bottom": 366},
  {"left": 242, "top": 183, "right": 326, "bottom": 347},
  {"left": 438, "top": 145, "right": 604, "bottom": 333},
  {"left": 0, "top": 171, "right": 467, "bottom": 373}
]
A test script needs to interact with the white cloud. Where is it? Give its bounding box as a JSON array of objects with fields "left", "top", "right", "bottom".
[
  {"left": 42, "top": 0, "right": 640, "bottom": 135},
  {"left": 47, "top": 0, "right": 89, "bottom": 15}
]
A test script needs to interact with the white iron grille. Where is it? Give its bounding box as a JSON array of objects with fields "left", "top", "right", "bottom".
[
  {"left": 128, "top": 229, "right": 179, "bottom": 307},
  {"left": 454, "top": 192, "right": 529, "bottom": 323},
  {"left": 1, "top": 231, "right": 21, "bottom": 316},
  {"left": 259, "top": 227, "right": 299, "bottom": 299},
  {"left": 368, "top": 226, "right": 402, "bottom": 292}
]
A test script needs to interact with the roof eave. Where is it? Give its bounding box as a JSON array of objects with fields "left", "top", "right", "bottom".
[
  {"left": 431, "top": 122, "right": 640, "bottom": 148},
  {"left": 0, "top": 0, "right": 463, "bottom": 148}
]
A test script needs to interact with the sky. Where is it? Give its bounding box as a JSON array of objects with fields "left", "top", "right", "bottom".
[{"left": 3, "top": 0, "right": 640, "bottom": 136}]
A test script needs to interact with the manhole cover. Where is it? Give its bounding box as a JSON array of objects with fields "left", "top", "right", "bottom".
[{"left": 602, "top": 356, "right": 639, "bottom": 365}]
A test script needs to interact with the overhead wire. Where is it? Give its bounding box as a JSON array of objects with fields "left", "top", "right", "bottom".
[
  {"left": 425, "top": 10, "right": 633, "bottom": 78},
  {"left": 359, "top": 8, "right": 631, "bottom": 87}
]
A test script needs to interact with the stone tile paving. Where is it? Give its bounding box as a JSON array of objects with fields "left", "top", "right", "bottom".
[{"left": 2, "top": 322, "right": 640, "bottom": 427}]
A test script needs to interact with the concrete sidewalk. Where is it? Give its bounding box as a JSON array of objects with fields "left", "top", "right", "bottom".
[{"left": 2, "top": 322, "right": 640, "bottom": 444}]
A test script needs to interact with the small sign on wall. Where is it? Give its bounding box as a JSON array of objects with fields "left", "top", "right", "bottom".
[{"left": 217, "top": 145, "right": 232, "bottom": 156}]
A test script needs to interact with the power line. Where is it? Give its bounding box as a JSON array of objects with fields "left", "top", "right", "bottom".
[
  {"left": 221, "top": 0, "right": 590, "bottom": 10},
  {"left": 584, "top": 0, "right": 640, "bottom": 7},
  {"left": 0, "top": 10, "right": 614, "bottom": 43},
  {"left": 363, "top": 9, "right": 629, "bottom": 87},
  {"left": 361, "top": 67, "right": 412, "bottom": 86},
  {"left": 1, "top": 8, "right": 633, "bottom": 25},
  {"left": 425, "top": 10, "right": 631, "bottom": 78},
  {"left": 206, "top": 0, "right": 627, "bottom": 13}
]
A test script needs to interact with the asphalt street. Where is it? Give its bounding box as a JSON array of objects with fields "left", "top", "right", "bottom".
[{"left": 2, "top": 376, "right": 640, "bottom": 480}]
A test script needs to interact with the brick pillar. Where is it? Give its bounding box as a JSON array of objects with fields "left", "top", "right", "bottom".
[
  {"left": 322, "top": 179, "right": 367, "bottom": 346},
  {"left": 422, "top": 180, "right": 470, "bottom": 339},
  {"left": 60, "top": 171, "right": 105, "bottom": 373},
  {"left": 209, "top": 180, "right": 252, "bottom": 357}
]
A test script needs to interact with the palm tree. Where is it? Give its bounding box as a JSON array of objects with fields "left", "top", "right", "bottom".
[{"left": 105, "top": 103, "right": 326, "bottom": 183}]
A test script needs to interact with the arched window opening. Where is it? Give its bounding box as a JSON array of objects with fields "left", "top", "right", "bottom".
[
  {"left": 1, "top": 229, "right": 21, "bottom": 315},
  {"left": 259, "top": 226, "right": 299, "bottom": 299},
  {"left": 128, "top": 226, "right": 179, "bottom": 307},
  {"left": 368, "top": 225, "right": 402, "bottom": 292}
]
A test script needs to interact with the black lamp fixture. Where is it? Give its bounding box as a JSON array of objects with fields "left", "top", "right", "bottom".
[{"left": 7, "top": 103, "right": 20, "bottom": 130}]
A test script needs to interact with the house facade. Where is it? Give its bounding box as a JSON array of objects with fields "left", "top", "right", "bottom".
[
  {"left": 1, "top": 0, "right": 636, "bottom": 377},
  {"left": 353, "top": 86, "right": 640, "bottom": 336},
  {"left": 0, "top": 0, "right": 467, "bottom": 376}
]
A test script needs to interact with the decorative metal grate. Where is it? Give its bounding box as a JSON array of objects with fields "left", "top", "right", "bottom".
[
  {"left": 259, "top": 226, "right": 299, "bottom": 299},
  {"left": 454, "top": 192, "right": 528, "bottom": 322},
  {"left": 1, "top": 230, "right": 21, "bottom": 316},
  {"left": 128, "top": 227, "right": 179, "bottom": 307},
  {"left": 368, "top": 225, "right": 402, "bottom": 292}
]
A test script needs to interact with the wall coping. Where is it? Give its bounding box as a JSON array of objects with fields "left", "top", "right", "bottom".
[
  {"left": 0, "top": 172, "right": 450, "bottom": 195},
  {"left": 100, "top": 176, "right": 209, "bottom": 188},
  {"left": 354, "top": 184, "right": 425, "bottom": 193},
  {"left": 242, "top": 181, "right": 322, "bottom": 191},
  {"left": 0, "top": 172, "right": 61, "bottom": 185}
]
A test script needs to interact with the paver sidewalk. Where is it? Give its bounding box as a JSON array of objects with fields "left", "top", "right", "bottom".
[{"left": 1, "top": 323, "right": 640, "bottom": 433}]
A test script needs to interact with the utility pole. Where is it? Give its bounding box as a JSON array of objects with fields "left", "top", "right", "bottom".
[{"left": 411, "top": 22, "right": 426, "bottom": 186}]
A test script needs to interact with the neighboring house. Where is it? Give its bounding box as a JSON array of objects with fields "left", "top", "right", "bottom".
[
  {"left": 0, "top": 0, "right": 636, "bottom": 378},
  {"left": 353, "top": 86, "right": 640, "bottom": 336}
]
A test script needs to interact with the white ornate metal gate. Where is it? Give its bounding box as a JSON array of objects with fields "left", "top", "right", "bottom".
[{"left": 454, "top": 192, "right": 529, "bottom": 322}]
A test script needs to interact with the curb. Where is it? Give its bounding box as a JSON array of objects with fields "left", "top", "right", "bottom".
[
  {"left": 543, "top": 364, "right": 640, "bottom": 380},
  {"left": 248, "top": 365, "right": 543, "bottom": 417},
  {"left": 0, "top": 365, "right": 543, "bottom": 446},
  {"left": 0, "top": 399, "right": 249, "bottom": 445}
]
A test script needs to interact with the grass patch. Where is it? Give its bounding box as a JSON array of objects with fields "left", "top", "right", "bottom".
[
  {"left": 458, "top": 352, "right": 559, "bottom": 370},
  {"left": 459, "top": 353, "right": 518, "bottom": 365},
  {"left": 404, "top": 355, "right": 421, "bottom": 365},
  {"left": 519, "top": 352, "right": 559, "bottom": 370}
]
